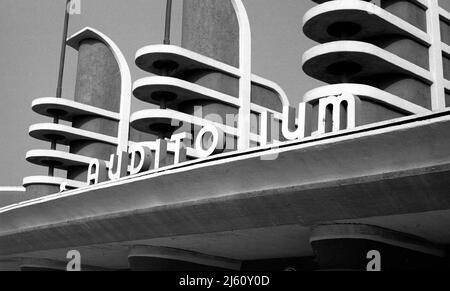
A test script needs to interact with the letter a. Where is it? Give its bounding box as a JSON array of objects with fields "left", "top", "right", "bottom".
[{"left": 87, "top": 159, "right": 108, "bottom": 185}]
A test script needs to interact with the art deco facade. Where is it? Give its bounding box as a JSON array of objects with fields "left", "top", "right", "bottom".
[{"left": 0, "top": 0, "right": 450, "bottom": 271}]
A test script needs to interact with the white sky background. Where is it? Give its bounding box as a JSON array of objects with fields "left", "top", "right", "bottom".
[{"left": 2, "top": 0, "right": 448, "bottom": 186}]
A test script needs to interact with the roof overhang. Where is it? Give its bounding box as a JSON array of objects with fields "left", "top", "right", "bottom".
[{"left": 2, "top": 110, "right": 450, "bottom": 259}]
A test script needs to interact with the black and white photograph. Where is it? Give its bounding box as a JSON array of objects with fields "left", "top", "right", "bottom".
[{"left": 0, "top": 0, "right": 450, "bottom": 279}]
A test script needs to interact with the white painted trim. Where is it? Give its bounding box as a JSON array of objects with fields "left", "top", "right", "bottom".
[
  {"left": 413, "top": 0, "right": 428, "bottom": 9},
  {"left": 22, "top": 176, "right": 86, "bottom": 189},
  {"left": 439, "top": 7, "right": 450, "bottom": 22},
  {"left": 304, "top": 0, "right": 430, "bottom": 45},
  {"left": 32, "top": 97, "right": 120, "bottom": 121},
  {"left": 29, "top": 123, "right": 118, "bottom": 145},
  {"left": 427, "top": 0, "right": 446, "bottom": 110},
  {"left": 133, "top": 76, "right": 240, "bottom": 107},
  {"left": 130, "top": 109, "right": 261, "bottom": 143},
  {"left": 250, "top": 104, "right": 283, "bottom": 121},
  {"left": 67, "top": 27, "right": 132, "bottom": 155},
  {"left": 133, "top": 76, "right": 285, "bottom": 121},
  {"left": 445, "top": 79, "right": 450, "bottom": 91},
  {"left": 232, "top": 0, "right": 252, "bottom": 151},
  {"left": 135, "top": 44, "right": 288, "bottom": 111},
  {"left": 26, "top": 149, "right": 99, "bottom": 169},
  {"left": 303, "top": 40, "right": 433, "bottom": 84},
  {"left": 133, "top": 76, "right": 283, "bottom": 121},
  {"left": 0, "top": 187, "right": 25, "bottom": 192},
  {"left": 135, "top": 141, "right": 201, "bottom": 159},
  {"left": 303, "top": 84, "right": 431, "bottom": 114},
  {"left": 135, "top": 44, "right": 240, "bottom": 76},
  {"left": 443, "top": 42, "right": 450, "bottom": 57}
]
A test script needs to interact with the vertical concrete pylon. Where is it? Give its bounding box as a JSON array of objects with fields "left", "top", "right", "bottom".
[
  {"left": 67, "top": 39, "right": 121, "bottom": 182},
  {"left": 182, "top": 0, "right": 239, "bottom": 67},
  {"left": 23, "top": 29, "right": 127, "bottom": 198},
  {"left": 179, "top": 0, "right": 241, "bottom": 150},
  {"left": 179, "top": 0, "right": 283, "bottom": 149}
]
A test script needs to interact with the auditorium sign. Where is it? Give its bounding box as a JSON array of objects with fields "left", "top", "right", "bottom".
[
  {"left": 87, "top": 91, "right": 360, "bottom": 186},
  {"left": 83, "top": 0, "right": 364, "bottom": 187}
]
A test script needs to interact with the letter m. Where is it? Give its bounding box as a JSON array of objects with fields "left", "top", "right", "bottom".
[{"left": 317, "top": 92, "right": 362, "bottom": 134}]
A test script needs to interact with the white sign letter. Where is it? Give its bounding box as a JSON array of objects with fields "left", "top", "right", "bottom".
[
  {"left": 195, "top": 125, "right": 225, "bottom": 158},
  {"left": 108, "top": 151, "right": 128, "bottom": 180},
  {"left": 154, "top": 139, "right": 168, "bottom": 169},
  {"left": 129, "top": 144, "right": 152, "bottom": 175},
  {"left": 282, "top": 103, "right": 312, "bottom": 140},
  {"left": 87, "top": 159, "right": 107, "bottom": 185},
  {"left": 171, "top": 132, "right": 193, "bottom": 164}
]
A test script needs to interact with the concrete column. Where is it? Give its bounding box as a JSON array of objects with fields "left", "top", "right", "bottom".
[
  {"left": 310, "top": 223, "right": 446, "bottom": 271},
  {"left": 67, "top": 39, "right": 121, "bottom": 182},
  {"left": 128, "top": 245, "right": 241, "bottom": 271},
  {"left": 305, "top": 0, "right": 433, "bottom": 133},
  {"left": 179, "top": 0, "right": 283, "bottom": 149},
  {"left": 179, "top": 0, "right": 239, "bottom": 150},
  {"left": 182, "top": 0, "right": 239, "bottom": 67}
]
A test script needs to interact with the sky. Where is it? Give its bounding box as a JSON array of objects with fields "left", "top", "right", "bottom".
[{"left": 0, "top": 0, "right": 321, "bottom": 186}]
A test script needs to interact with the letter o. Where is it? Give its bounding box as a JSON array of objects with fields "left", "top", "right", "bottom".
[{"left": 195, "top": 125, "right": 225, "bottom": 158}]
